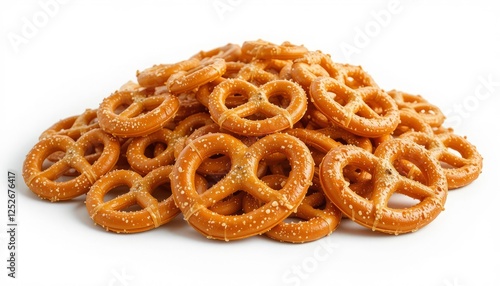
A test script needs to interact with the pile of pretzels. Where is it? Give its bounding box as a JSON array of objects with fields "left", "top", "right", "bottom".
[{"left": 23, "top": 40, "right": 483, "bottom": 243}]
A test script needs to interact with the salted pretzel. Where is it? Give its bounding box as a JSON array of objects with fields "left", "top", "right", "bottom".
[
  {"left": 388, "top": 89, "right": 445, "bottom": 127},
  {"left": 241, "top": 40, "right": 309, "bottom": 62},
  {"left": 126, "top": 112, "right": 215, "bottom": 175},
  {"left": 208, "top": 79, "right": 308, "bottom": 136},
  {"left": 170, "top": 132, "right": 314, "bottom": 241},
  {"left": 23, "top": 129, "right": 121, "bottom": 201},
  {"left": 398, "top": 132, "right": 483, "bottom": 189},
  {"left": 291, "top": 51, "right": 346, "bottom": 91},
  {"left": 310, "top": 76, "right": 399, "bottom": 137},
  {"left": 320, "top": 138, "right": 448, "bottom": 234},
  {"left": 97, "top": 90, "right": 180, "bottom": 137},
  {"left": 40, "top": 109, "right": 99, "bottom": 140},
  {"left": 86, "top": 165, "right": 209, "bottom": 233},
  {"left": 243, "top": 175, "right": 342, "bottom": 243},
  {"left": 338, "top": 63, "right": 379, "bottom": 90},
  {"left": 167, "top": 58, "right": 227, "bottom": 94},
  {"left": 136, "top": 58, "right": 200, "bottom": 88},
  {"left": 191, "top": 43, "right": 242, "bottom": 62}
]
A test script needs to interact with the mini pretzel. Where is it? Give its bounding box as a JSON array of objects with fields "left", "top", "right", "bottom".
[
  {"left": 191, "top": 43, "right": 242, "bottom": 62},
  {"left": 40, "top": 109, "right": 99, "bottom": 140},
  {"left": 291, "top": 51, "right": 346, "bottom": 91},
  {"left": 136, "top": 58, "right": 200, "bottom": 88},
  {"left": 243, "top": 175, "right": 342, "bottom": 243},
  {"left": 338, "top": 63, "right": 379, "bottom": 89},
  {"left": 310, "top": 76, "right": 399, "bottom": 137},
  {"left": 208, "top": 79, "right": 308, "bottom": 136},
  {"left": 167, "top": 58, "right": 226, "bottom": 94},
  {"left": 23, "top": 129, "right": 121, "bottom": 201},
  {"left": 126, "top": 112, "right": 215, "bottom": 175},
  {"left": 398, "top": 132, "right": 483, "bottom": 189},
  {"left": 170, "top": 132, "right": 314, "bottom": 241},
  {"left": 388, "top": 89, "right": 445, "bottom": 127},
  {"left": 320, "top": 138, "right": 448, "bottom": 234},
  {"left": 241, "top": 40, "right": 308, "bottom": 61},
  {"left": 86, "top": 165, "right": 206, "bottom": 233},
  {"left": 97, "top": 90, "right": 180, "bottom": 137}
]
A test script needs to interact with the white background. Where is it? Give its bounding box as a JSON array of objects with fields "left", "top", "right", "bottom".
[{"left": 1, "top": 0, "right": 499, "bottom": 286}]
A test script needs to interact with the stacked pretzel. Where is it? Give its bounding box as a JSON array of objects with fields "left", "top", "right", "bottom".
[{"left": 22, "top": 40, "right": 483, "bottom": 243}]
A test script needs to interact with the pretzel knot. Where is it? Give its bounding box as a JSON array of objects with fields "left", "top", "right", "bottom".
[
  {"left": 399, "top": 132, "right": 483, "bottom": 189},
  {"left": 22, "top": 129, "right": 121, "bottom": 202},
  {"left": 97, "top": 90, "right": 180, "bottom": 137},
  {"left": 170, "top": 132, "right": 315, "bottom": 241},
  {"left": 86, "top": 166, "right": 195, "bottom": 233},
  {"left": 310, "top": 76, "right": 400, "bottom": 137},
  {"left": 320, "top": 138, "right": 448, "bottom": 234},
  {"left": 208, "top": 79, "right": 308, "bottom": 136}
]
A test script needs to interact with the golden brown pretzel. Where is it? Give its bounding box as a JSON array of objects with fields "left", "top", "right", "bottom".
[
  {"left": 191, "top": 43, "right": 242, "bottom": 62},
  {"left": 86, "top": 165, "right": 206, "bottom": 233},
  {"left": 170, "top": 132, "right": 314, "bottom": 241},
  {"left": 136, "top": 58, "right": 200, "bottom": 88},
  {"left": 23, "top": 129, "right": 121, "bottom": 201},
  {"left": 243, "top": 174, "right": 342, "bottom": 243},
  {"left": 320, "top": 138, "right": 448, "bottom": 234},
  {"left": 398, "top": 132, "right": 483, "bottom": 189},
  {"left": 40, "top": 109, "right": 99, "bottom": 140},
  {"left": 167, "top": 58, "right": 227, "bottom": 94},
  {"left": 208, "top": 79, "right": 308, "bottom": 136},
  {"left": 310, "top": 76, "right": 399, "bottom": 137},
  {"left": 97, "top": 90, "right": 180, "bottom": 137},
  {"left": 388, "top": 89, "right": 445, "bottom": 127},
  {"left": 241, "top": 40, "right": 309, "bottom": 62}
]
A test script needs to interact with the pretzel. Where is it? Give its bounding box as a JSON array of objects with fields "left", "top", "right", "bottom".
[
  {"left": 166, "top": 58, "right": 226, "bottom": 95},
  {"left": 398, "top": 132, "right": 483, "bottom": 189},
  {"left": 243, "top": 174, "right": 342, "bottom": 243},
  {"left": 338, "top": 63, "right": 379, "bottom": 89},
  {"left": 125, "top": 112, "right": 215, "bottom": 175},
  {"left": 97, "top": 90, "right": 180, "bottom": 137},
  {"left": 136, "top": 58, "right": 200, "bottom": 88},
  {"left": 40, "top": 109, "right": 99, "bottom": 140},
  {"left": 388, "top": 89, "right": 445, "bottom": 127},
  {"left": 170, "top": 132, "right": 314, "bottom": 241},
  {"left": 291, "top": 51, "right": 346, "bottom": 91},
  {"left": 241, "top": 40, "right": 309, "bottom": 62},
  {"left": 86, "top": 165, "right": 208, "bottom": 233},
  {"left": 23, "top": 129, "right": 121, "bottom": 201},
  {"left": 320, "top": 138, "right": 448, "bottom": 234},
  {"left": 191, "top": 43, "right": 242, "bottom": 62},
  {"left": 310, "top": 76, "right": 399, "bottom": 137},
  {"left": 208, "top": 79, "right": 308, "bottom": 136}
]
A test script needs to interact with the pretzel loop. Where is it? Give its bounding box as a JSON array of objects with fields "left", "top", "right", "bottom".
[
  {"left": 310, "top": 76, "right": 399, "bottom": 137},
  {"left": 208, "top": 79, "right": 307, "bottom": 136},
  {"left": 171, "top": 132, "right": 314, "bottom": 241},
  {"left": 97, "top": 90, "right": 180, "bottom": 137},
  {"left": 320, "top": 138, "right": 447, "bottom": 234},
  {"left": 22, "top": 129, "right": 121, "bottom": 201}
]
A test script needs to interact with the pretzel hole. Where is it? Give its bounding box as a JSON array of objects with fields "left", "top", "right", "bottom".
[
  {"left": 387, "top": 193, "right": 420, "bottom": 209},
  {"left": 150, "top": 184, "right": 172, "bottom": 202},
  {"left": 268, "top": 93, "right": 291, "bottom": 109},
  {"left": 103, "top": 185, "right": 131, "bottom": 202}
]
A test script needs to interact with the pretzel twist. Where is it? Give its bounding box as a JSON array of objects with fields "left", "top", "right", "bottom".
[
  {"left": 23, "top": 129, "right": 121, "bottom": 201},
  {"left": 208, "top": 79, "right": 308, "bottom": 136},
  {"left": 310, "top": 76, "right": 400, "bottom": 137},
  {"left": 320, "top": 138, "right": 448, "bottom": 234},
  {"left": 97, "top": 90, "right": 180, "bottom": 137},
  {"left": 170, "top": 132, "right": 314, "bottom": 241},
  {"left": 399, "top": 132, "right": 483, "bottom": 189}
]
